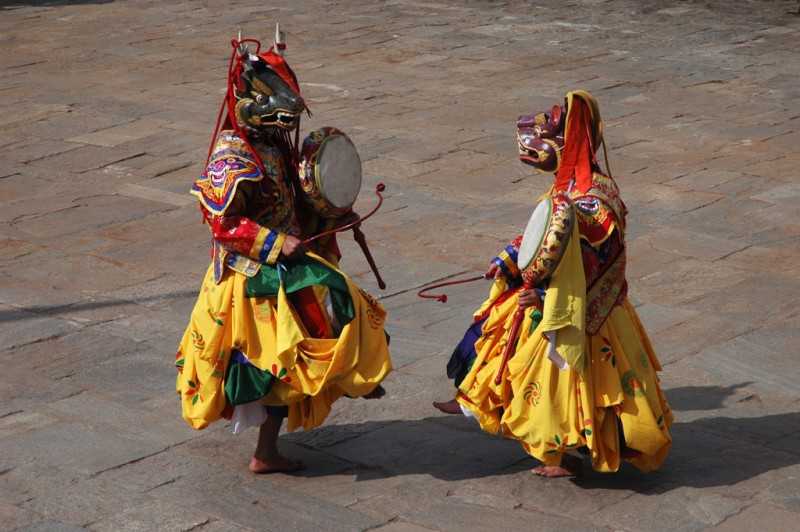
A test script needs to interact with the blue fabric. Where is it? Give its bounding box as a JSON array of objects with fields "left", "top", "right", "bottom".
[
  {"left": 446, "top": 316, "right": 488, "bottom": 387},
  {"left": 230, "top": 348, "right": 251, "bottom": 366},
  {"left": 492, "top": 256, "right": 511, "bottom": 277},
  {"left": 504, "top": 244, "right": 519, "bottom": 263},
  {"left": 258, "top": 230, "right": 279, "bottom": 262}
]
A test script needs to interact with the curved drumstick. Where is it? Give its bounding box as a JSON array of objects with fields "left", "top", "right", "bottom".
[
  {"left": 303, "top": 183, "right": 385, "bottom": 245},
  {"left": 303, "top": 183, "right": 387, "bottom": 289},
  {"left": 417, "top": 274, "right": 487, "bottom": 303}
]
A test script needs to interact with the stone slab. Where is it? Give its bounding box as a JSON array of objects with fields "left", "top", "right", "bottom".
[
  {"left": 710, "top": 502, "right": 800, "bottom": 531},
  {"left": 1, "top": 0, "right": 800, "bottom": 530},
  {"left": 593, "top": 486, "right": 745, "bottom": 531},
  {"left": 0, "top": 304, "right": 79, "bottom": 351},
  {"left": 87, "top": 500, "right": 214, "bottom": 532},
  {"left": 68, "top": 117, "right": 170, "bottom": 148}
]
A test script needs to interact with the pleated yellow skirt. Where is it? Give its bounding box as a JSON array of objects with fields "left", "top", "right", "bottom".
[
  {"left": 176, "top": 253, "right": 392, "bottom": 432},
  {"left": 457, "top": 292, "right": 672, "bottom": 472}
]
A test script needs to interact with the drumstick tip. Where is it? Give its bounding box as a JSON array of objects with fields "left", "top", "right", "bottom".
[{"left": 376, "top": 183, "right": 386, "bottom": 192}]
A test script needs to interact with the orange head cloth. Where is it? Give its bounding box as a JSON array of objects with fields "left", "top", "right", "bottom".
[{"left": 554, "top": 91, "right": 603, "bottom": 193}]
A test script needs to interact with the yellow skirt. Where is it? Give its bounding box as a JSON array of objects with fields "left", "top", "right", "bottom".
[
  {"left": 176, "top": 253, "right": 392, "bottom": 432},
  {"left": 457, "top": 292, "right": 673, "bottom": 473}
]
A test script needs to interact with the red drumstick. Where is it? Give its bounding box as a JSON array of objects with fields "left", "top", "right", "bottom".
[
  {"left": 303, "top": 183, "right": 385, "bottom": 245},
  {"left": 303, "top": 183, "right": 387, "bottom": 289},
  {"left": 417, "top": 274, "right": 487, "bottom": 303},
  {"left": 494, "top": 281, "right": 540, "bottom": 385}
]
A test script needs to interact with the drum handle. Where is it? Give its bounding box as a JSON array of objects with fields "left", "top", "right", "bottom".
[
  {"left": 494, "top": 281, "right": 541, "bottom": 385},
  {"left": 352, "top": 226, "right": 386, "bottom": 290},
  {"left": 302, "top": 183, "right": 386, "bottom": 245},
  {"left": 417, "top": 274, "right": 488, "bottom": 303}
]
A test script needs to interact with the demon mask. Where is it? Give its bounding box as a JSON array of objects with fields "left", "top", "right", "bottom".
[{"left": 516, "top": 104, "right": 566, "bottom": 173}]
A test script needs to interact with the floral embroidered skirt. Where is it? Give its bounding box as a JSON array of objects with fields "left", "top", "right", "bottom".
[
  {"left": 456, "top": 292, "right": 673, "bottom": 473},
  {"left": 176, "top": 253, "right": 392, "bottom": 432}
]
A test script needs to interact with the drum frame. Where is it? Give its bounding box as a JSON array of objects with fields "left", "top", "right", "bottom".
[
  {"left": 298, "top": 127, "right": 362, "bottom": 219},
  {"left": 519, "top": 193, "right": 575, "bottom": 286}
]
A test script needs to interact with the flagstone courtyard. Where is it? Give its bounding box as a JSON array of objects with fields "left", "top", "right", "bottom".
[{"left": 1, "top": 1, "right": 800, "bottom": 530}]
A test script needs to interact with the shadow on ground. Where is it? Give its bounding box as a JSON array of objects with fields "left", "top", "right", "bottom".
[
  {"left": 279, "top": 385, "right": 799, "bottom": 491},
  {"left": 575, "top": 410, "right": 800, "bottom": 493},
  {"left": 665, "top": 383, "right": 754, "bottom": 411},
  {"left": 283, "top": 413, "right": 533, "bottom": 482},
  {"left": 0, "top": 290, "right": 197, "bottom": 322}
]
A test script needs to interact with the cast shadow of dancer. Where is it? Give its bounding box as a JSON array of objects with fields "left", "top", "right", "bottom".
[
  {"left": 574, "top": 383, "right": 800, "bottom": 492},
  {"left": 284, "top": 383, "right": 800, "bottom": 489},
  {"left": 284, "top": 413, "right": 535, "bottom": 482}
]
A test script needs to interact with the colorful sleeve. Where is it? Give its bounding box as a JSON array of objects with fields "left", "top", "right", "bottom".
[
  {"left": 491, "top": 234, "right": 523, "bottom": 279},
  {"left": 190, "top": 132, "right": 264, "bottom": 217},
  {"left": 208, "top": 214, "right": 286, "bottom": 265}
]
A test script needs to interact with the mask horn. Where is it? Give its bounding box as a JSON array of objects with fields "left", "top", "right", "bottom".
[
  {"left": 274, "top": 22, "right": 286, "bottom": 55},
  {"left": 236, "top": 29, "right": 250, "bottom": 57}
]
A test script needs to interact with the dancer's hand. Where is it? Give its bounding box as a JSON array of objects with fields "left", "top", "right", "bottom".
[
  {"left": 280, "top": 235, "right": 306, "bottom": 259},
  {"left": 485, "top": 262, "right": 501, "bottom": 279},
  {"left": 518, "top": 288, "right": 540, "bottom": 309}
]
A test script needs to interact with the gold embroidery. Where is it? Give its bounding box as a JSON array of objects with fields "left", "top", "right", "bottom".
[
  {"left": 585, "top": 251, "right": 626, "bottom": 334},
  {"left": 254, "top": 297, "right": 273, "bottom": 323},
  {"left": 359, "top": 289, "right": 384, "bottom": 330},
  {"left": 191, "top": 331, "right": 206, "bottom": 353},
  {"left": 523, "top": 381, "right": 542, "bottom": 406}
]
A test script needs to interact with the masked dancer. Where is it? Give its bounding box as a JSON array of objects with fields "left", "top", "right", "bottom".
[
  {"left": 433, "top": 91, "right": 672, "bottom": 477},
  {"left": 176, "top": 30, "right": 392, "bottom": 474}
]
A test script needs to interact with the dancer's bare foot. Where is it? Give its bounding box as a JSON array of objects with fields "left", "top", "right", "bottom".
[
  {"left": 432, "top": 399, "right": 462, "bottom": 415},
  {"left": 363, "top": 384, "right": 386, "bottom": 399},
  {"left": 251, "top": 414, "right": 303, "bottom": 475},
  {"left": 532, "top": 454, "right": 583, "bottom": 478},
  {"left": 249, "top": 455, "right": 305, "bottom": 474}
]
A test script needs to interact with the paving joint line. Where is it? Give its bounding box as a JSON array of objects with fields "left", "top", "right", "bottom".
[{"left": 89, "top": 438, "right": 194, "bottom": 479}]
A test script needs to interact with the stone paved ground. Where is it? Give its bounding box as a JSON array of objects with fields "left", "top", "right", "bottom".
[{"left": 1, "top": 0, "right": 799, "bottom": 530}]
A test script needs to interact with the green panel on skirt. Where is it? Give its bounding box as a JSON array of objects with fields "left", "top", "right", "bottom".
[
  {"left": 224, "top": 355, "right": 277, "bottom": 406},
  {"left": 225, "top": 256, "right": 356, "bottom": 406},
  {"left": 245, "top": 255, "right": 355, "bottom": 326}
]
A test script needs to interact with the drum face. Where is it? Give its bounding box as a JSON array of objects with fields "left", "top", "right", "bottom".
[
  {"left": 517, "top": 194, "right": 575, "bottom": 286},
  {"left": 299, "top": 127, "right": 363, "bottom": 218},
  {"left": 517, "top": 198, "right": 552, "bottom": 270},
  {"left": 317, "top": 135, "right": 362, "bottom": 209}
]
